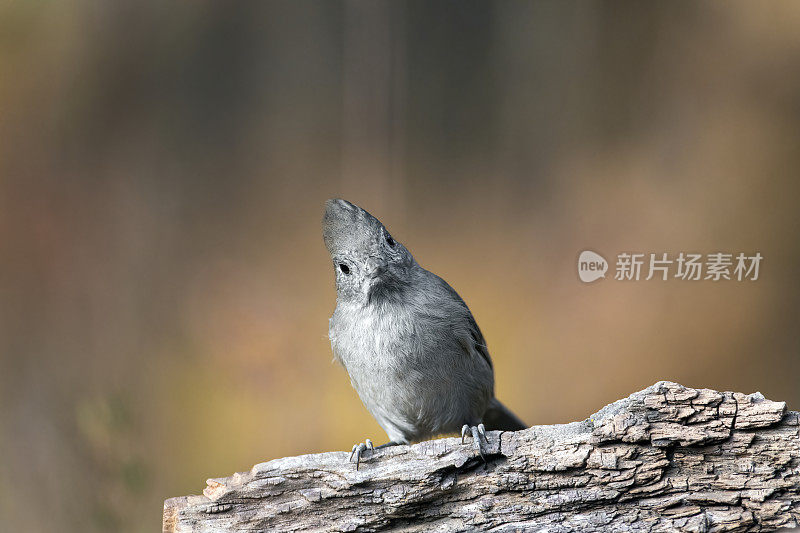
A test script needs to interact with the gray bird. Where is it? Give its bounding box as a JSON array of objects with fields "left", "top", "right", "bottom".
[{"left": 323, "top": 199, "right": 526, "bottom": 469}]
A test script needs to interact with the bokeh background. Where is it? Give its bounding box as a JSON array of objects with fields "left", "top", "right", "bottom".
[{"left": 2, "top": 1, "right": 800, "bottom": 531}]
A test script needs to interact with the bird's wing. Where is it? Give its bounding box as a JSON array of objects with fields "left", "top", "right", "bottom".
[{"left": 430, "top": 273, "right": 494, "bottom": 371}]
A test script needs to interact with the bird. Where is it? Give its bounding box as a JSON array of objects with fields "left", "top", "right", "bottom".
[{"left": 322, "top": 198, "right": 526, "bottom": 469}]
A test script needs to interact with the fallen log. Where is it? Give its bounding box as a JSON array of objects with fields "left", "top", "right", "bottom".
[{"left": 163, "top": 381, "right": 800, "bottom": 532}]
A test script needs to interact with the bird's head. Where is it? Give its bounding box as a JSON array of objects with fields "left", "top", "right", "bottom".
[{"left": 323, "top": 199, "right": 415, "bottom": 303}]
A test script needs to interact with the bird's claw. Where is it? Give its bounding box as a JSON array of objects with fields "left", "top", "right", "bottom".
[
  {"left": 349, "top": 439, "right": 374, "bottom": 470},
  {"left": 461, "top": 423, "right": 488, "bottom": 461}
]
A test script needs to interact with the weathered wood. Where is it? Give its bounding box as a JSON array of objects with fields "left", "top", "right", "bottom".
[{"left": 163, "top": 382, "right": 800, "bottom": 532}]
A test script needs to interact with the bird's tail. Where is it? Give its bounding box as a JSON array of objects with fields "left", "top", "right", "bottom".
[{"left": 482, "top": 398, "right": 527, "bottom": 431}]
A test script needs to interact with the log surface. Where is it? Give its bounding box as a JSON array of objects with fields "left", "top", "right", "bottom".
[{"left": 163, "top": 382, "right": 800, "bottom": 532}]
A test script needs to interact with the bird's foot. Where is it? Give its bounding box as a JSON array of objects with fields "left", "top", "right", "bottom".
[
  {"left": 349, "top": 439, "right": 374, "bottom": 470},
  {"left": 461, "top": 423, "right": 488, "bottom": 461}
]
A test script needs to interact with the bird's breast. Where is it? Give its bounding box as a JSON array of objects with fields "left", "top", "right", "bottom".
[{"left": 329, "top": 300, "right": 418, "bottom": 373}]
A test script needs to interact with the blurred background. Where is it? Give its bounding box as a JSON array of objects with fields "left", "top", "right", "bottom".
[{"left": 2, "top": 1, "right": 800, "bottom": 531}]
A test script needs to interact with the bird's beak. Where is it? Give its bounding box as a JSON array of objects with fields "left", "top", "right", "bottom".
[
  {"left": 323, "top": 199, "right": 359, "bottom": 254},
  {"left": 324, "top": 198, "right": 356, "bottom": 218}
]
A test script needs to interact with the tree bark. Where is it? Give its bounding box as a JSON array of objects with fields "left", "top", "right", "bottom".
[{"left": 163, "top": 382, "right": 800, "bottom": 532}]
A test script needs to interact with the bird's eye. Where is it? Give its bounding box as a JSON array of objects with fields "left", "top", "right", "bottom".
[
  {"left": 339, "top": 263, "right": 350, "bottom": 274},
  {"left": 385, "top": 235, "right": 395, "bottom": 247}
]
